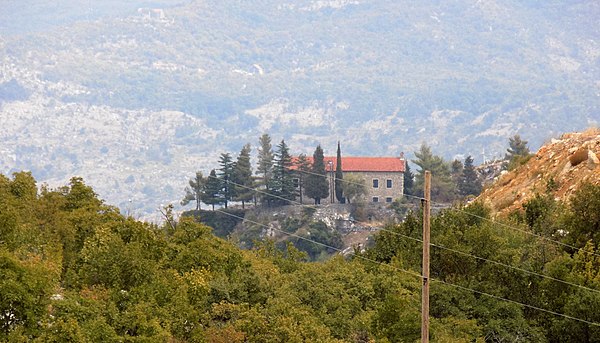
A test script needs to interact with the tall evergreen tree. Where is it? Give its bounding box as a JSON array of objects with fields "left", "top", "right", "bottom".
[
  {"left": 295, "top": 153, "right": 311, "bottom": 204},
  {"left": 305, "top": 145, "right": 329, "bottom": 205},
  {"left": 403, "top": 161, "right": 414, "bottom": 196},
  {"left": 271, "top": 140, "right": 295, "bottom": 205},
  {"left": 335, "top": 141, "right": 344, "bottom": 203},
  {"left": 203, "top": 169, "right": 222, "bottom": 210},
  {"left": 256, "top": 133, "right": 274, "bottom": 205},
  {"left": 233, "top": 144, "right": 253, "bottom": 209},
  {"left": 180, "top": 171, "right": 205, "bottom": 210},
  {"left": 505, "top": 134, "right": 532, "bottom": 170},
  {"left": 412, "top": 143, "right": 455, "bottom": 202},
  {"left": 218, "top": 153, "right": 234, "bottom": 209},
  {"left": 459, "top": 155, "right": 482, "bottom": 197}
]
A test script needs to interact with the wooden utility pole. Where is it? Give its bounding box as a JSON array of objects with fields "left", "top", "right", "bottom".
[{"left": 421, "top": 171, "right": 431, "bottom": 343}]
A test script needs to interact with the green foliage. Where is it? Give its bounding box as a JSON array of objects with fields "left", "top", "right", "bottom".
[
  {"left": 4, "top": 172, "right": 600, "bottom": 341},
  {"left": 232, "top": 144, "right": 254, "bottom": 207},
  {"left": 335, "top": 142, "right": 344, "bottom": 203},
  {"left": 270, "top": 139, "right": 296, "bottom": 205},
  {"left": 343, "top": 174, "right": 367, "bottom": 204},
  {"left": 412, "top": 143, "right": 456, "bottom": 202},
  {"left": 305, "top": 145, "right": 329, "bottom": 205},
  {"left": 181, "top": 171, "right": 205, "bottom": 211},
  {"left": 505, "top": 134, "right": 533, "bottom": 171}
]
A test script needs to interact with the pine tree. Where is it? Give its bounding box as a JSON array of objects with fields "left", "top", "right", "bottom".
[
  {"left": 335, "top": 141, "right": 344, "bottom": 203},
  {"left": 218, "top": 153, "right": 234, "bottom": 209},
  {"left": 203, "top": 169, "right": 222, "bottom": 210},
  {"left": 403, "top": 161, "right": 414, "bottom": 196},
  {"left": 233, "top": 144, "right": 253, "bottom": 209},
  {"left": 305, "top": 145, "right": 329, "bottom": 205},
  {"left": 459, "top": 155, "right": 482, "bottom": 197},
  {"left": 412, "top": 143, "right": 455, "bottom": 202},
  {"left": 181, "top": 171, "right": 205, "bottom": 210},
  {"left": 505, "top": 134, "right": 532, "bottom": 170},
  {"left": 271, "top": 140, "right": 295, "bottom": 205},
  {"left": 256, "top": 133, "right": 274, "bottom": 205},
  {"left": 295, "top": 154, "right": 311, "bottom": 204}
]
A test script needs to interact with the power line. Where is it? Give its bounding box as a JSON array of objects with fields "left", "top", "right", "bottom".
[
  {"left": 206, "top": 175, "right": 600, "bottom": 297},
  {"left": 431, "top": 278, "right": 600, "bottom": 327},
  {"left": 212, "top": 208, "right": 600, "bottom": 328},
  {"left": 445, "top": 206, "right": 600, "bottom": 259},
  {"left": 213, "top": 208, "right": 423, "bottom": 280},
  {"left": 430, "top": 242, "right": 600, "bottom": 295}
]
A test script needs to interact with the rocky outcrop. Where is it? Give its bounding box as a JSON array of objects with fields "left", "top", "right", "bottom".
[{"left": 477, "top": 128, "right": 600, "bottom": 214}]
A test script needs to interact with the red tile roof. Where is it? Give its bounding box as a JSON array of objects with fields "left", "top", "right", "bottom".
[{"left": 295, "top": 156, "right": 406, "bottom": 173}]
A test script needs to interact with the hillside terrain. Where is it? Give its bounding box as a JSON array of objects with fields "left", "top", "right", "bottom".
[
  {"left": 1, "top": 0, "right": 598, "bottom": 217},
  {"left": 478, "top": 128, "right": 600, "bottom": 214}
]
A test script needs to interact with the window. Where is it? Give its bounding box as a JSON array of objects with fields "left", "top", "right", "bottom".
[
  {"left": 386, "top": 179, "right": 393, "bottom": 188},
  {"left": 372, "top": 179, "right": 379, "bottom": 188},
  {"left": 292, "top": 178, "right": 299, "bottom": 188},
  {"left": 372, "top": 197, "right": 379, "bottom": 203},
  {"left": 386, "top": 197, "right": 393, "bottom": 203}
]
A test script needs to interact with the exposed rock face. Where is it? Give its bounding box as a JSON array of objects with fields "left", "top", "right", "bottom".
[{"left": 477, "top": 128, "right": 600, "bottom": 214}]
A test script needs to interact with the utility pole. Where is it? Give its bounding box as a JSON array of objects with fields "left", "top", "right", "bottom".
[{"left": 421, "top": 170, "right": 431, "bottom": 343}]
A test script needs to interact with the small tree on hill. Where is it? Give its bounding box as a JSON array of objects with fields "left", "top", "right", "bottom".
[
  {"left": 412, "top": 143, "right": 455, "bottom": 202},
  {"left": 305, "top": 145, "right": 329, "bottom": 205},
  {"left": 256, "top": 133, "right": 274, "bottom": 205},
  {"left": 295, "top": 154, "right": 311, "bottom": 204},
  {"left": 181, "top": 171, "right": 205, "bottom": 210},
  {"left": 271, "top": 139, "right": 296, "bottom": 205},
  {"left": 505, "top": 134, "right": 532, "bottom": 170},
  {"left": 233, "top": 144, "right": 253, "bottom": 208},
  {"left": 459, "top": 155, "right": 482, "bottom": 197},
  {"left": 218, "top": 153, "right": 234, "bottom": 208},
  {"left": 203, "top": 169, "right": 222, "bottom": 210},
  {"left": 403, "top": 161, "right": 414, "bottom": 196}
]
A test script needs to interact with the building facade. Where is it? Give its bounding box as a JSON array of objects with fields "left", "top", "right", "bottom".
[{"left": 295, "top": 156, "right": 406, "bottom": 204}]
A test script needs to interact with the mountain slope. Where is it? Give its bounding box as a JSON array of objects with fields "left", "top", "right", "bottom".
[
  {"left": 0, "top": 0, "right": 598, "bottom": 217},
  {"left": 478, "top": 128, "right": 600, "bottom": 214}
]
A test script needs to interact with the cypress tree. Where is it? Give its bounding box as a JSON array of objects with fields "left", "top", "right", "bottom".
[
  {"left": 335, "top": 141, "right": 344, "bottom": 203},
  {"left": 305, "top": 145, "right": 329, "bottom": 205}
]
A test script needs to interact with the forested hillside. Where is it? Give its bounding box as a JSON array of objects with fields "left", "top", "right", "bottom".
[
  {"left": 2, "top": 171, "right": 600, "bottom": 341},
  {"left": 1, "top": 0, "right": 598, "bottom": 217}
]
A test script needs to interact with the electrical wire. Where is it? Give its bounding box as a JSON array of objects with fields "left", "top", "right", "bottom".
[
  {"left": 212, "top": 208, "right": 600, "bottom": 328},
  {"left": 206, "top": 174, "right": 600, "bottom": 295},
  {"left": 444, "top": 206, "right": 600, "bottom": 259}
]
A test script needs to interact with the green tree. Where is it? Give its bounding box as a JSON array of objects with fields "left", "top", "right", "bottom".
[
  {"left": 218, "top": 153, "right": 235, "bottom": 209},
  {"left": 505, "top": 134, "right": 532, "bottom": 170},
  {"left": 403, "top": 161, "right": 414, "bottom": 196},
  {"left": 181, "top": 171, "right": 205, "bottom": 210},
  {"left": 335, "top": 141, "right": 344, "bottom": 203},
  {"left": 271, "top": 140, "right": 296, "bottom": 205},
  {"left": 459, "top": 155, "right": 482, "bottom": 197},
  {"left": 343, "top": 174, "right": 367, "bottom": 204},
  {"left": 203, "top": 169, "right": 222, "bottom": 210},
  {"left": 412, "top": 143, "right": 455, "bottom": 201},
  {"left": 256, "top": 134, "right": 273, "bottom": 205},
  {"left": 295, "top": 154, "right": 311, "bottom": 204},
  {"left": 305, "top": 145, "right": 329, "bottom": 205},
  {"left": 232, "top": 144, "right": 254, "bottom": 209}
]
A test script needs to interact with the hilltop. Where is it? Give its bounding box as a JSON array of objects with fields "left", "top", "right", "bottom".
[{"left": 478, "top": 128, "right": 600, "bottom": 214}]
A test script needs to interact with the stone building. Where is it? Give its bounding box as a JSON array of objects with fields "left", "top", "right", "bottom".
[{"left": 295, "top": 156, "right": 406, "bottom": 204}]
